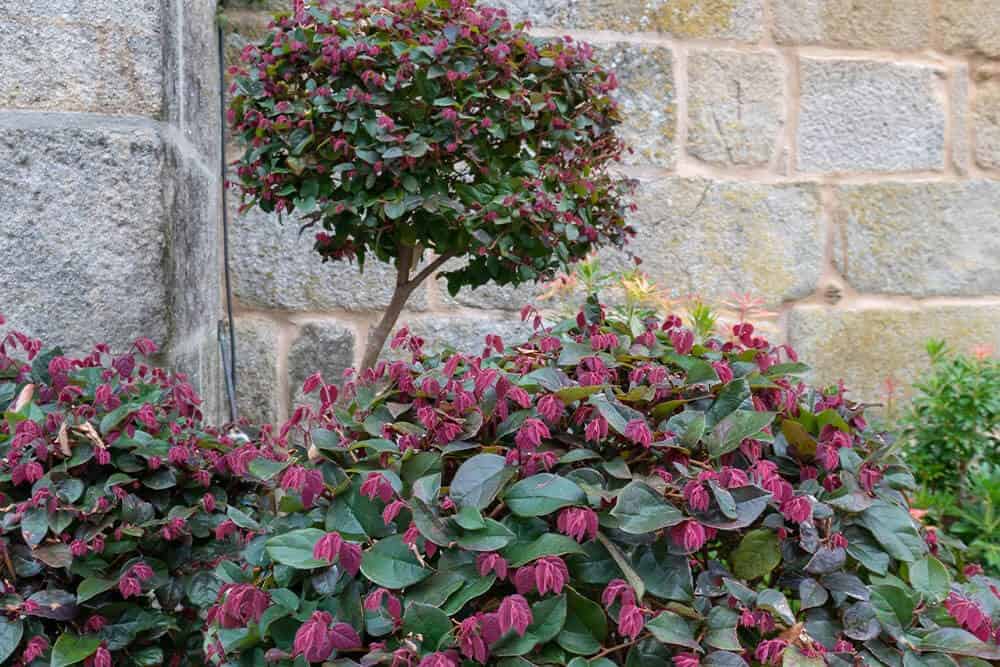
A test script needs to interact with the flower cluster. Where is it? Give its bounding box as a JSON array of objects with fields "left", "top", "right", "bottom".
[
  {"left": 0, "top": 323, "right": 261, "bottom": 665},
  {"left": 200, "top": 300, "right": 1000, "bottom": 665},
  {"left": 228, "top": 0, "right": 635, "bottom": 296}
]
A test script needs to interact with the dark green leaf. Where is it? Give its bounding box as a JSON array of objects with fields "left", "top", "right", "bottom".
[
  {"left": 505, "top": 474, "right": 586, "bottom": 517},
  {"left": 646, "top": 610, "right": 698, "bottom": 649},
  {"left": 610, "top": 481, "right": 683, "bottom": 534},
  {"left": 51, "top": 633, "right": 101, "bottom": 667},
  {"left": 450, "top": 453, "right": 514, "bottom": 510},
  {"left": 360, "top": 535, "right": 431, "bottom": 588},
  {"left": 265, "top": 528, "right": 328, "bottom": 569},
  {"left": 730, "top": 529, "right": 781, "bottom": 580}
]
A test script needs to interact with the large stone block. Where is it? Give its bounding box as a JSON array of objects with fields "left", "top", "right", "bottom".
[
  {"left": 973, "top": 69, "right": 1000, "bottom": 170},
  {"left": 0, "top": 12, "right": 162, "bottom": 116},
  {"left": 287, "top": 321, "right": 357, "bottom": 408},
  {"left": 787, "top": 304, "right": 1000, "bottom": 402},
  {"left": 494, "top": 0, "right": 765, "bottom": 41},
  {"left": 0, "top": 122, "right": 168, "bottom": 353},
  {"left": 772, "top": 0, "right": 931, "bottom": 49},
  {"left": 936, "top": 1, "right": 1000, "bottom": 58},
  {"left": 229, "top": 204, "right": 429, "bottom": 313},
  {"left": 686, "top": 50, "right": 783, "bottom": 167},
  {"left": 797, "top": 58, "right": 946, "bottom": 173},
  {"left": 234, "top": 316, "right": 282, "bottom": 425},
  {"left": 833, "top": 181, "right": 1000, "bottom": 297},
  {"left": 595, "top": 43, "right": 676, "bottom": 169},
  {"left": 616, "top": 178, "right": 824, "bottom": 304}
]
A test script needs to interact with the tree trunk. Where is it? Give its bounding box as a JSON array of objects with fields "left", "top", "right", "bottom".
[{"left": 358, "top": 247, "right": 457, "bottom": 370}]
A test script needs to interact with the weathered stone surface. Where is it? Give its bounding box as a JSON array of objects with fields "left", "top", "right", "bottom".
[
  {"left": 493, "top": 0, "right": 765, "bottom": 41},
  {"left": 610, "top": 178, "right": 823, "bottom": 304},
  {"left": 952, "top": 64, "right": 971, "bottom": 174},
  {"left": 593, "top": 43, "right": 676, "bottom": 168},
  {"left": 234, "top": 316, "right": 282, "bottom": 425},
  {"left": 391, "top": 315, "right": 535, "bottom": 358},
  {"left": 797, "top": 58, "right": 946, "bottom": 173},
  {"left": 437, "top": 259, "right": 544, "bottom": 311},
  {"left": 288, "top": 321, "right": 357, "bottom": 408},
  {"left": 834, "top": 181, "right": 1000, "bottom": 297},
  {"left": 171, "top": 327, "right": 225, "bottom": 424},
  {"left": 772, "top": 0, "right": 930, "bottom": 49},
  {"left": 0, "top": 124, "right": 168, "bottom": 353},
  {"left": 229, "top": 205, "right": 429, "bottom": 313},
  {"left": 686, "top": 50, "right": 783, "bottom": 167},
  {"left": 181, "top": 0, "right": 223, "bottom": 165},
  {"left": 936, "top": 0, "right": 1000, "bottom": 58},
  {"left": 787, "top": 304, "right": 1000, "bottom": 402},
  {"left": 973, "top": 69, "right": 1000, "bottom": 170},
  {"left": 0, "top": 14, "right": 162, "bottom": 115}
]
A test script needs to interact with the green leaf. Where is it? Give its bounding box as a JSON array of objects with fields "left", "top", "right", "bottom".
[
  {"left": 51, "top": 633, "right": 101, "bottom": 667},
  {"left": 909, "top": 556, "right": 951, "bottom": 604},
  {"left": 403, "top": 602, "right": 452, "bottom": 651},
  {"left": 844, "top": 526, "right": 890, "bottom": 574},
  {"left": 610, "top": 481, "right": 683, "bottom": 534},
  {"left": 248, "top": 457, "right": 290, "bottom": 480},
  {"left": 456, "top": 518, "right": 516, "bottom": 552},
  {"left": 706, "top": 379, "right": 750, "bottom": 426},
  {"left": 76, "top": 577, "right": 115, "bottom": 603},
  {"left": 756, "top": 589, "right": 795, "bottom": 626},
  {"left": 410, "top": 497, "right": 457, "bottom": 546},
  {"left": 227, "top": 506, "right": 262, "bottom": 531},
  {"left": 20, "top": 506, "right": 48, "bottom": 547},
  {"left": 859, "top": 501, "right": 927, "bottom": 563},
  {"left": 597, "top": 532, "right": 645, "bottom": 600},
  {"left": 705, "top": 607, "right": 741, "bottom": 651},
  {"left": 730, "top": 529, "right": 781, "bottom": 580},
  {"left": 450, "top": 453, "right": 515, "bottom": 509},
  {"left": 505, "top": 474, "right": 586, "bottom": 517},
  {"left": 361, "top": 535, "right": 431, "bottom": 588},
  {"left": 646, "top": 610, "right": 699, "bottom": 649},
  {"left": 558, "top": 588, "right": 608, "bottom": 655},
  {"left": 705, "top": 410, "right": 776, "bottom": 458},
  {"left": 917, "top": 629, "right": 1000, "bottom": 659},
  {"left": 782, "top": 646, "right": 826, "bottom": 667},
  {"left": 265, "top": 528, "right": 329, "bottom": 569},
  {"left": 632, "top": 542, "right": 693, "bottom": 602},
  {"left": 503, "top": 533, "right": 587, "bottom": 567},
  {"left": 0, "top": 617, "right": 23, "bottom": 664},
  {"left": 870, "top": 584, "right": 915, "bottom": 633},
  {"left": 454, "top": 506, "right": 486, "bottom": 530},
  {"left": 555, "top": 385, "right": 605, "bottom": 403}
]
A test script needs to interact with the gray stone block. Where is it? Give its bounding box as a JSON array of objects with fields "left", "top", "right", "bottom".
[
  {"left": 288, "top": 321, "right": 357, "bottom": 408},
  {"left": 973, "top": 69, "right": 1000, "bottom": 170},
  {"left": 229, "top": 203, "right": 430, "bottom": 313},
  {"left": 0, "top": 124, "right": 168, "bottom": 354},
  {"left": 493, "top": 0, "right": 765, "bottom": 41},
  {"left": 0, "top": 16, "right": 162, "bottom": 116},
  {"left": 594, "top": 42, "right": 677, "bottom": 169},
  {"left": 171, "top": 326, "right": 225, "bottom": 424},
  {"left": 788, "top": 304, "right": 1000, "bottom": 402},
  {"left": 686, "top": 50, "right": 784, "bottom": 167},
  {"left": 610, "top": 178, "right": 823, "bottom": 304},
  {"left": 163, "top": 144, "right": 222, "bottom": 341},
  {"left": 181, "top": 0, "right": 223, "bottom": 165},
  {"left": 834, "top": 181, "right": 1000, "bottom": 297},
  {"left": 772, "top": 0, "right": 931, "bottom": 49},
  {"left": 234, "top": 316, "right": 282, "bottom": 425},
  {"left": 797, "top": 58, "right": 946, "bottom": 173}
]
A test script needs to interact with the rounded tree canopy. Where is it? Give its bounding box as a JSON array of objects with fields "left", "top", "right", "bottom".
[{"left": 228, "top": 0, "right": 636, "bottom": 296}]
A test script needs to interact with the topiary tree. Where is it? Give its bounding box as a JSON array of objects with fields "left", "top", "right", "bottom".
[
  {"left": 227, "top": 0, "right": 635, "bottom": 369},
  {"left": 0, "top": 320, "right": 263, "bottom": 665},
  {"left": 200, "top": 300, "right": 1000, "bottom": 666}
]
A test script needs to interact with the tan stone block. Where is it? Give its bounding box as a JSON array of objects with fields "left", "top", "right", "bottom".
[
  {"left": 613, "top": 178, "right": 824, "bottom": 304},
  {"left": 834, "top": 182, "right": 1000, "bottom": 297},
  {"left": 787, "top": 304, "right": 1000, "bottom": 402},
  {"left": 773, "top": 0, "right": 931, "bottom": 49},
  {"left": 973, "top": 68, "right": 1000, "bottom": 170},
  {"left": 686, "top": 50, "right": 784, "bottom": 167},
  {"left": 936, "top": 0, "right": 1000, "bottom": 57}
]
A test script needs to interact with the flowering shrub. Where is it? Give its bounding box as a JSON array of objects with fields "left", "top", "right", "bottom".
[
  {"left": 0, "top": 321, "right": 259, "bottom": 665},
  {"left": 202, "top": 301, "right": 1000, "bottom": 665},
  {"left": 227, "top": 0, "right": 635, "bottom": 367}
]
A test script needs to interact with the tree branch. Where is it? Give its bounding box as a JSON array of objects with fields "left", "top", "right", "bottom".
[{"left": 406, "top": 250, "right": 458, "bottom": 289}]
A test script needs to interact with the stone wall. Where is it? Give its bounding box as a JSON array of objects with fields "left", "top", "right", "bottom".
[
  {"left": 3, "top": 1, "right": 998, "bottom": 426},
  {"left": 223, "top": 0, "right": 1000, "bottom": 422},
  {"left": 0, "top": 0, "right": 224, "bottom": 417}
]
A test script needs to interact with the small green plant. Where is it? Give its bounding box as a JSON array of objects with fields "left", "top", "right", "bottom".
[
  {"left": 902, "top": 340, "right": 1000, "bottom": 493},
  {"left": 943, "top": 464, "right": 1000, "bottom": 574}
]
